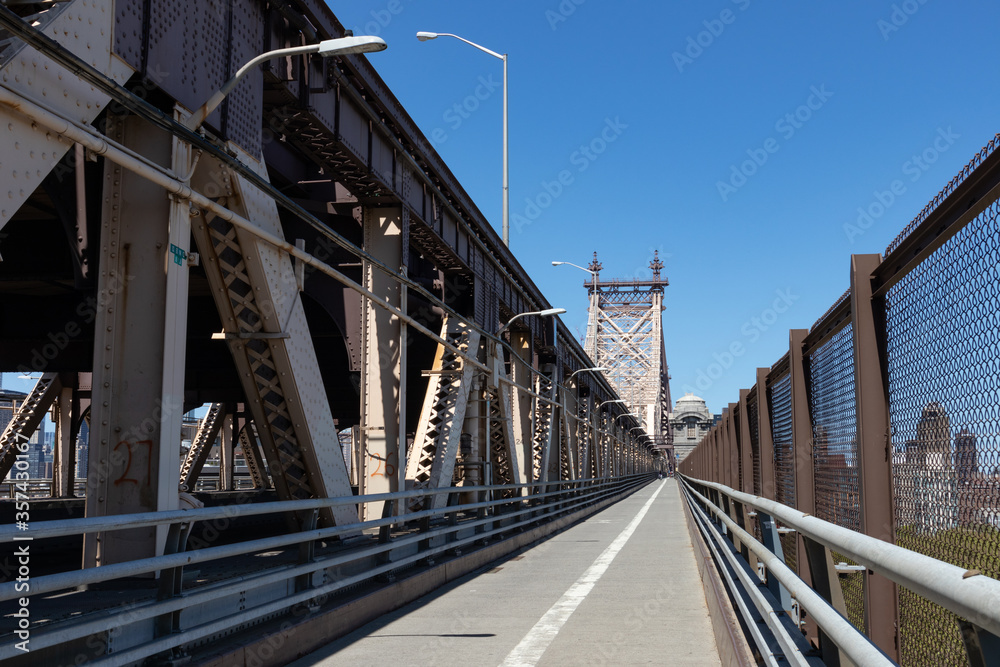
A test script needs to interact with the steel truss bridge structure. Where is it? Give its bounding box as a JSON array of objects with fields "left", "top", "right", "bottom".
[
  {"left": 0, "top": 0, "right": 663, "bottom": 664},
  {"left": 583, "top": 251, "right": 672, "bottom": 457},
  {"left": 1, "top": 1, "right": 999, "bottom": 666}
]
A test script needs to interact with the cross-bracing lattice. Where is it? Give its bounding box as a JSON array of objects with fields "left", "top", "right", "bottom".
[{"left": 583, "top": 253, "right": 671, "bottom": 449}]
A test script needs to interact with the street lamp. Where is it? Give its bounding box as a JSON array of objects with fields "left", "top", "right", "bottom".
[
  {"left": 615, "top": 413, "right": 639, "bottom": 424},
  {"left": 567, "top": 366, "right": 607, "bottom": 381},
  {"left": 417, "top": 31, "right": 508, "bottom": 247},
  {"left": 497, "top": 307, "right": 565, "bottom": 335},
  {"left": 551, "top": 260, "right": 599, "bottom": 286},
  {"left": 185, "top": 36, "right": 387, "bottom": 131},
  {"left": 599, "top": 399, "right": 627, "bottom": 409}
]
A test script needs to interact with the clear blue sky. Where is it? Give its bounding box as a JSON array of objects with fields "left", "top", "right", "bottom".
[
  {"left": 342, "top": 0, "right": 1000, "bottom": 414},
  {"left": 5, "top": 1, "right": 998, "bottom": 416}
]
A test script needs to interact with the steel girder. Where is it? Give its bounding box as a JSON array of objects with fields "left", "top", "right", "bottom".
[
  {"left": 0, "top": 373, "right": 61, "bottom": 482},
  {"left": 179, "top": 403, "right": 224, "bottom": 493},
  {"left": 485, "top": 343, "right": 522, "bottom": 495},
  {"left": 405, "top": 316, "right": 481, "bottom": 511},
  {"left": 189, "top": 154, "right": 356, "bottom": 529},
  {"left": 531, "top": 366, "right": 558, "bottom": 486}
]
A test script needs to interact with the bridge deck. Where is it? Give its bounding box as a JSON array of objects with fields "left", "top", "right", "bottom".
[{"left": 289, "top": 479, "right": 720, "bottom": 666}]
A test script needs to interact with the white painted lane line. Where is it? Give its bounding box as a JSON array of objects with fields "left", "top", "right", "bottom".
[{"left": 499, "top": 480, "right": 667, "bottom": 667}]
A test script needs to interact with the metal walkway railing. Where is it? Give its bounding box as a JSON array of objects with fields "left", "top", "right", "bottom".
[
  {"left": 680, "top": 475, "right": 1000, "bottom": 666},
  {"left": 0, "top": 474, "right": 652, "bottom": 666}
]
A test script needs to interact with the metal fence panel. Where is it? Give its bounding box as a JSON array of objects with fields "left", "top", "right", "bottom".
[
  {"left": 768, "top": 371, "right": 796, "bottom": 570},
  {"left": 885, "top": 195, "right": 1000, "bottom": 666},
  {"left": 748, "top": 393, "right": 761, "bottom": 498},
  {"left": 808, "top": 323, "right": 865, "bottom": 631}
]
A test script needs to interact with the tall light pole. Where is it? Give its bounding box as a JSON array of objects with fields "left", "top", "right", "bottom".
[
  {"left": 417, "top": 31, "right": 508, "bottom": 247},
  {"left": 185, "top": 36, "right": 387, "bottom": 131}
]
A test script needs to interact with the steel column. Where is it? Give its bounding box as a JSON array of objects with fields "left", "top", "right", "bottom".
[
  {"left": 52, "top": 380, "right": 75, "bottom": 498},
  {"left": 84, "top": 115, "right": 185, "bottom": 567},
  {"left": 510, "top": 332, "right": 533, "bottom": 484},
  {"left": 360, "top": 206, "right": 404, "bottom": 520}
]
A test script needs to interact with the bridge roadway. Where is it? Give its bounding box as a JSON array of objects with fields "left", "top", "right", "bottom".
[{"left": 287, "top": 479, "right": 720, "bottom": 667}]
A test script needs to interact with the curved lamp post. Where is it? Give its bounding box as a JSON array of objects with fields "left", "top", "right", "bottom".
[
  {"left": 615, "top": 412, "right": 639, "bottom": 424},
  {"left": 551, "top": 260, "right": 598, "bottom": 285},
  {"left": 418, "top": 31, "right": 508, "bottom": 247},
  {"left": 567, "top": 366, "right": 607, "bottom": 382},
  {"left": 497, "top": 307, "right": 565, "bottom": 335},
  {"left": 185, "top": 36, "right": 387, "bottom": 131}
]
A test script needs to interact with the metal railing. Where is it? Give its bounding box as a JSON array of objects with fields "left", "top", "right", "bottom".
[
  {"left": 0, "top": 474, "right": 652, "bottom": 666},
  {"left": 679, "top": 133, "right": 1000, "bottom": 665},
  {"left": 680, "top": 476, "right": 1000, "bottom": 667}
]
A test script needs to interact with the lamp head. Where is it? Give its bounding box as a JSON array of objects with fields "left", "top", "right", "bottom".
[
  {"left": 317, "top": 36, "right": 387, "bottom": 56},
  {"left": 416, "top": 31, "right": 439, "bottom": 41},
  {"left": 551, "top": 261, "right": 564, "bottom": 266},
  {"left": 539, "top": 307, "right": 566, "bottom": 317}
]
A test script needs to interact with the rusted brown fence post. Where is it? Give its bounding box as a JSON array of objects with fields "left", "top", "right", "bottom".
[
  {"left": 756, "top": 367, "right": 776, "bottom": 501},
  {"left": 789, "top": 328, "right": 817, "bottom": 636},
  {"left": 851, "top": 253, "right": 901, "bottom": 662},
  {"left": 789, "top": 329, "right": 814, "bottom": 582},
  {"left": 728, "top": 405, "right": 739, "bottom": 492}
]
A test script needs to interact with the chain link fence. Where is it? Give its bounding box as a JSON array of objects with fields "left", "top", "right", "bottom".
[{"left": 680, "top": 133, "right": 1000, "bottom": 665}]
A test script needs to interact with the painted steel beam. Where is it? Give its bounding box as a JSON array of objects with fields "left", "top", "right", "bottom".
[
  {"left": 0, "top": 1, "right": 132, "bottom": 233},
  {"left": 188, "top": 152, "right": 357, "bottom": 529},
  {"left": 405, "top": 316, "right": 480, "bottom": 510}
]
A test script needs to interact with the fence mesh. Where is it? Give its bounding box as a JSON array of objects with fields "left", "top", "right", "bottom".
[
  {"left": 886, "top": 195, "right": 1000, "bottom": 666},
  {"left": 768, "top": 371, "right": 796, "bottom": 570},
  {"left": 808, "top": 322, "right": 865, "bottom": 631},
  {"left": 809, "top": 323, "right": 861, "bottom": 533},
  {"left": 885, "top": 133, "right": 1000, "bottom": 256}
]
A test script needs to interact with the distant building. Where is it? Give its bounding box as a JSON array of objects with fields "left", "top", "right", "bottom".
[
  {"left": 954, "top": 429, "right": 978, "bottom": 485},
  {"left": 669, "top": 393, "right": 718, "bottom": 462},
  {"left": 0, "top": 388, "right": 27, "bottom": 433},
  {"left": 950, "top": 429, "right": 1000, "bottom": 527},
  {"left": 76, "top": 419, "right": 90, "bottom": 478},
  {"left": 894, "top": 402, "right": 958, "bottom": 533},
  {"left": 26, "top": 420, "right": 48, "bottom": 478}
]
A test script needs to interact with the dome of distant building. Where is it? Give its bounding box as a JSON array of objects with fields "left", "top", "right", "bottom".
[{"left": 669, "top": 393, "right": 719, "bottom": 462}]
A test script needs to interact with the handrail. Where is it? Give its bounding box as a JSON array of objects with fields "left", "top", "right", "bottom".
[
  {"left": 0, "top": 477, "right": 634, "bottom": 602},
  {"left": 680, "top": 477, "right": 893, "bottom": 666},
  {"left": 0, "top": 474, "right": 654, "bottom": 664},
  {"left": 682, "top": 475, "right": 1000, "bottom": 639}
]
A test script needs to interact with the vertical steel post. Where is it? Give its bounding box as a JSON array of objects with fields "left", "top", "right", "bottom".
[
  {"left": 789, "top": 328, "right": 813, "bottom": 583},
  {"left": 53, "top": 378, "right": 75, "bottom": 498},
  {"left": 739, "top": 390, "right": 754, "bottom": 494},
  {"left": 510, "top": 332, "right": 533, "bottom": 484},
  {"left": 360, "top": 206, "right": 403, "bottom": 520},
  {"left": 85, "top": 116, "right": 187, "bottom": 566},
  {"left": 220, "top": 412, "right": 234, "bottom": 492},
  {"left": 851, "top": 254, "right": 900, "bottom": 661},
  {"left": 398, "top": 267, "right": 408, "bottom": 512},
  {"left": 728, "top": 403, "right": 739, "bottom": 491}
]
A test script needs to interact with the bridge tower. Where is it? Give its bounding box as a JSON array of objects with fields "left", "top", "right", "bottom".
[{"left": 584, "top": 252, "right": 672, "bottom": 456}]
